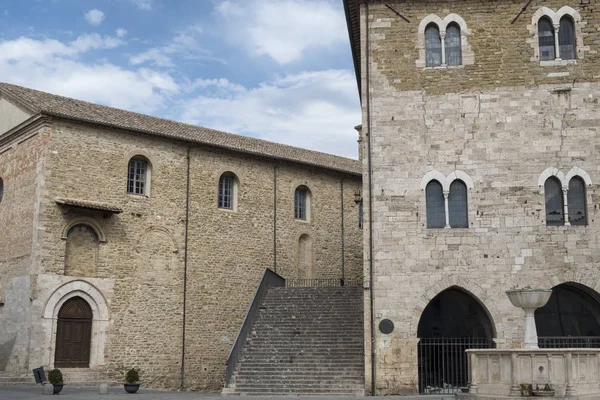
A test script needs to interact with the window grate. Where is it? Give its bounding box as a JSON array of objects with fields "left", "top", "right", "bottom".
[
  {"left": 295, "top": 188, "right": 307, "bottom": 220},
  {"left": 127, "top": 158, "right": 147, "bottom": 195},
  {"left": 218, "top": 175, "right": 234, "bottom": 209}
]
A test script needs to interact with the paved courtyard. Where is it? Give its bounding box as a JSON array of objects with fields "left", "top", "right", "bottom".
[{"left": 0, "top": 386, "right": 454, "bottom": 400}]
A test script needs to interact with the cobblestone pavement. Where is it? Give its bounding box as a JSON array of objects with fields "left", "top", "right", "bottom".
[{"left": 0, "top": 386, "right": 454, "bottom": 400}]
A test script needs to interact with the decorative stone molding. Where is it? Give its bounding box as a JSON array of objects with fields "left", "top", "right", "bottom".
[
  {"left": 408, "top": 276, "right": 503, "bottom": 340},
  {"left": 42, "top": 280, "right": 110, "bottom": 367},
  {"left": 420, "top": 169, "right": 474, "bottom": 192},
  {"left": 527, "top": 6, "right": 589, "bottom": 64},
  {"left": 416, "top": 13, "right": 474, "bottom": 68},
  {"left": 538, "top": 167, "right": 565, "bottom": 189},
  {"left": 134, "top": 226, "right": 179, "bottom": 254},
  {"left": 60, "top": 217, "right": 107, "bottom": 243},
  {"left": 565, "top": 166, "right": 592, "bottom": 187}
]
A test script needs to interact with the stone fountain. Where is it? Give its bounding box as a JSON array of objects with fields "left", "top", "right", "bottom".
[{"left": 505, "top": 287, "right": 552, "bottom": 349}]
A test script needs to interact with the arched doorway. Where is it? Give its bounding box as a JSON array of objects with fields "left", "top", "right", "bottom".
[
  {"left": 417, "top": 287, "right": 496, "bottom": 394},
  {"left": 536, "top": 283, "right": 600, "bottom": 348},
  {"left": 55, "top": 297, "right": 93, "bottom": 368}
]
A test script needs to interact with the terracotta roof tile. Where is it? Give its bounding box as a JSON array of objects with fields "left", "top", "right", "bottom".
[
  {"left": 0, "top": 83, "right": 361, "bottom": 175},
  {"left": 55, "top": 198, "right": 123, "bottom": 214}
]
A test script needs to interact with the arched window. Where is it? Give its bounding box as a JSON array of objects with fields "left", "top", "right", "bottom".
[
  {"left": 538, "top": 17, "right": 555, "bottom": 61},
  {"left": 445, "top": 23, "right": 462, "bottom": 66},
  {"left": 425, "top": 24, "right": 442, "bottom": 67},
  {"left": 568, "top": 176, "right": 587, "bottom": 226},
  {"left": 426, "top": 180, "right": 445, "bottom": 228},
  {"left": 448, "top": 180, "right": 468, "bottom": 228},
  {"left": 127, "top": 157, "right": 149, "bottom": 195},
  {"left": 294, "top": 186, "right": 310, "bottom": 221},
  {"left": 544, "top": 177, "right": 564, "bottom": 226},
  {"left": 559, "top": 16, "right": 576, "bottom": 60},
  {"left": 218, "top": 173, "right": 237, "bottom": 210}
]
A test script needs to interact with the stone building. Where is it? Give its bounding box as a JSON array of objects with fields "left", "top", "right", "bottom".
[
  {"left": 344, "top": 0, "right": 600, "bottom": 395},
  {"left": 0, "top": 83, "right": 363, "bottom": 390}
]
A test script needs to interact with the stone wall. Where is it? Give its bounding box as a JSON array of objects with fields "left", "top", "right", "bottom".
[
  {"left": 359, "top": 0, "right": 600, "bottom": 395},
  {"left": 26, "top": 119, "right": 362, "bottom": 390},
  {"left": 0, "top": 121, "right": 49, "bottom": 373}
]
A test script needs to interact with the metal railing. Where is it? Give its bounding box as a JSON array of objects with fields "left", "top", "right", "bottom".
[
  {"left": 225, "top": 268, "right": 285, "bottom": 386},
  {"left": 539, "top": 336, "right": 600, "bottom": 348},
  {"left": 418, "top": 337, "right": 495, "bottom": 394},
  {"left": 285, "top": 278, "right": 363, "bottom": 287}
]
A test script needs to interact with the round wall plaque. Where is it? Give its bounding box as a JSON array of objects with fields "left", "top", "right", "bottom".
[{"left": 379, "top": 319, "right": 394, "bottom": 335}]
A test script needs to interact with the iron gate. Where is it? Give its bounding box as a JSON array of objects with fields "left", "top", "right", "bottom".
[{"left": 418, "top": 337, "right": 495, "bottom": 394}]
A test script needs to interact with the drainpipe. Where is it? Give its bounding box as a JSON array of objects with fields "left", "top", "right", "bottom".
[
  {"left": 273, "top": 165, "right": 278, "bottom": 273},
  {"left": 341, "top": 178, "right": 345, "bottom": 284},
  {"left": 364, "top": 0, "right": 376, "bottom": 395},
  {"left": 180, "top": 147, "right": 191, "bottom": 391}
]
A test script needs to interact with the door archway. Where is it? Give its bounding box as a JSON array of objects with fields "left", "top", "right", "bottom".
[
  {"left": 54, "top": 296, "right": 92, "bottom": 368},
  {"left": 536, "top": 282, "right": 600, "bottom": 347},
  {"left": 417, "top": 287, "right": 495, "bottom": 394}
]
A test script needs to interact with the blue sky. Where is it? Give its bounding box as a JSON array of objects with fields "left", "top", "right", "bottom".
[{"left": 0, "top": 0, "right": 361, "bottom": 158}]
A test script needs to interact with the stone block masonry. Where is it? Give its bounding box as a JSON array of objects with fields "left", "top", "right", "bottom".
[{"left": 356, "top": 0, "right": 600, "bottom": 395}]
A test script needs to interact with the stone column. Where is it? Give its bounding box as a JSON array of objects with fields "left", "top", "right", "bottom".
[
  {"left": 443, "top": 191, "right": 450, "bottom": 228},
  {"left": 510, "top": 352, "right": 520, "bottom": 396},
  {"left": 566, "top": 352, "right": 575, "bottom": 396},
  {"left": 440, "top": 31, "right": 447, "bottom": 67},
  {"left": 562, "top": 188, "right": 571, "bottom": 226},
  {"left": 469, "top": 352, "right": 478, "bottom": 393},
  {"left": 554, "top": 24, "right": 561, "bottom": 60}
]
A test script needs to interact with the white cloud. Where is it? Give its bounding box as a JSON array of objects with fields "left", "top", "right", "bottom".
[
  {"left": 130, "top": 25, "right": 225, "bottom": 67},
  {"left": 132, "top": 0, "right": 153, "bottom": 10},
  {"left": 84, "top": 9, "right": 105, "bottom": 26},
  {"left": 116, "top": 28, "right": 128, "bottom": 38},
  {"left": 216, "top": 0, "right": 347, "bottom": 65},
  {"left": 179, "top": 70, "right": 360, "bottom": 158},
  {"left": 0, "top": 35, "right": 177, "bottom": 112}
]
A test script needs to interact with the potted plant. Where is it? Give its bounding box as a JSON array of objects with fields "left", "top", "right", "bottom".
[
  {"left": 124, "top": 368, "right": 140, "bottom": 394},
  {"left": 48, "top": 369, "right": 64, "bottom": 394}
]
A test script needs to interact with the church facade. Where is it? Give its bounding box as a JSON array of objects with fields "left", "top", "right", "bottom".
[
  {"left": 0, "top": 83, "right": 363, "bottom": 390},
  {"left": 344, "top": 0, "right": 600, "bottom": 395}
]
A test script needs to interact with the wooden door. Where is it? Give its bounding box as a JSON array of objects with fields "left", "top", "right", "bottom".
[{"left": 55, "top": 297, "right": 92, "bottom": 368}]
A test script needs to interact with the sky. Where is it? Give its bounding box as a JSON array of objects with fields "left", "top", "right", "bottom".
[{"left": 0, "top": 0, "right": 361, "bottom": 158}]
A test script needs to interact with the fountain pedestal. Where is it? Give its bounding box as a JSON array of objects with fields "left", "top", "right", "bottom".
[{"left": 506, "top": 288, "right": 552, "bottom": 349}]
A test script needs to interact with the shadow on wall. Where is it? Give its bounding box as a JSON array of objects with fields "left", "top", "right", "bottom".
[{"left": 0, "top": 335, "right": 16, "bottom": 371}]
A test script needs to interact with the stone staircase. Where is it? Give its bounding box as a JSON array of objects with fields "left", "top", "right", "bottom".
[
  {"left": 224, "top": 285, "right": 365, "bottom": 395},
  {"left": 0, "top": 368, "right": 112, "bottom": 387}
]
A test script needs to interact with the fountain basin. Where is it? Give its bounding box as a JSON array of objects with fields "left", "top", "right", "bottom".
[{"left": 506, "top": 288, "right": 552, "bottom": 309}]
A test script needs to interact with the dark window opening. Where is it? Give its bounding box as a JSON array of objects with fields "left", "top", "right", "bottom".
[
  {"left": 445, "top": 23, "right": 462, "bottom": 66},
  {"left": 426, "top": 180, "right": 445, "bottom": 228},
  {"left": 538, "top": 18, "right": 556, "bottom": 61},
  {"left": 568, "top": 176, "right": 587, "bottom": 226},
  {"left": 127, "top": 158, "right": 148, "bottom": 195},
  {"left": 295, "top": 187, "right": 307, "bottom": 220},
  {"left": 425, "top": 24, "right": 442, "bottom": 67},
  {"left": 544, "top": 177, "right": 564, "bottom": 226},
  {"left": 448, "top": 180, "right": 468, "bottom": 228},
  {"left": 559, "top": 16, "right": 576, "bottom": 60}
]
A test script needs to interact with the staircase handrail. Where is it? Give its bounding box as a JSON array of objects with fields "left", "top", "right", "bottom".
[{"left": 225, "top": 268, "right": 285, "bottom": 386}]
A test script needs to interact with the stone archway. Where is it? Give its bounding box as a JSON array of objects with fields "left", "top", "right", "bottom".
[
  {"left": 416, "top": 286, "right": 496, "bottom": 394},
  {"left": 42, "top": 280, "right": 110, "bottom": 368},
  {"left": 54, "top": 296, "right": 93, "bottom": 368},
  {"left": 536, "top": 282, "right": 600, "bottom": 347}
]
